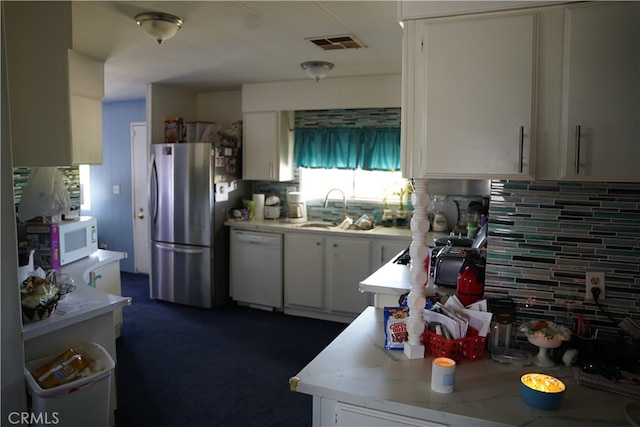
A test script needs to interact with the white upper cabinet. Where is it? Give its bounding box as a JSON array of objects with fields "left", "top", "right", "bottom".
[
  {"left": 4, "top": 2, "right": 104, "bottom": 166},
  {"left": 242, "top": 111, "right": 294, "bottom": 181},
  {"left": 402, "top": 12, "right": 537, "bottom": 179},
  {"left": 560, "top": 2, "right": 640, "bottom": 181},
  {"left": 398, "top": 0, "right": 556, "bottom": 20}
]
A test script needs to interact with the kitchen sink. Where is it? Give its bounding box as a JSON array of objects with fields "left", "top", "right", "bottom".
[{"left": 295, "top": 222, "right": 336, "bottom": 229}]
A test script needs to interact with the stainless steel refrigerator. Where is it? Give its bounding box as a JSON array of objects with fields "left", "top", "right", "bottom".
[{"left": 149, "top": 142, "right": 243, "bottom": 308}]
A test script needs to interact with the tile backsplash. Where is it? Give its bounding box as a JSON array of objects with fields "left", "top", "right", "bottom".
[
  {"left": 13, "top": 167, "right": 81, "bottom": 208},
  {"left": 486, "top": 180, "right": 640, "bottom": 343}
]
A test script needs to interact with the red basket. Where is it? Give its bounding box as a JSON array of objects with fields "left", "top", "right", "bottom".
[{"left": 421, "top": 329, "right": 487, "bottom": 361}]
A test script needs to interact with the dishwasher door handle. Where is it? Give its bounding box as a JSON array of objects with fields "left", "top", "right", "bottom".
[{"left": 233, "top": 231, "right": 281, "bottom": 246}]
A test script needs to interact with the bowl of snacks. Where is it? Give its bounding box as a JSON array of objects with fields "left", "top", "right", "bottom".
[{"left": 520, "top": 320, "right": 571, "bottom": 367}]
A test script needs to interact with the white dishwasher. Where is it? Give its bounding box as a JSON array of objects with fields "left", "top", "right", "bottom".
[{"left": 230, "top": 229, "right": 283, "bottom": 310}]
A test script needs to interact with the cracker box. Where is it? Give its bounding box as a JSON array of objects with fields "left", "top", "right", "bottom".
[
  {"left": 25, "top": 223, "right": 60, "bottom": 270},
  {"left": 164, "top": 117, "right": 184, "bottom": 143}
]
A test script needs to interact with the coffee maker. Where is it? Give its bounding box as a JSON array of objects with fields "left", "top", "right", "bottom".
[
  {"left": 286, "top": 192, "right": 307, "bottom": 223},
  {"left": 488, "top": 298, "right": 517, "bottom": 352}
]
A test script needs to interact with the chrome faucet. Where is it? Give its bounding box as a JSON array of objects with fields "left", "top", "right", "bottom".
[{"left": 322, "top": 188, "right": 347, "bottom": 221}]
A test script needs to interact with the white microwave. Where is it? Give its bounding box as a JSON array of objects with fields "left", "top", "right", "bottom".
[{"left": 58, "top": 216, "right": 98, "bottom": 265}]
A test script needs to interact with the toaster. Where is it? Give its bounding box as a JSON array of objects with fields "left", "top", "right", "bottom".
[
  {"left": 432, "top": 247, "right": 486, "bottom": 288},
  {"left": 432, "top": 246, "right": 465, "bottom": 288}
]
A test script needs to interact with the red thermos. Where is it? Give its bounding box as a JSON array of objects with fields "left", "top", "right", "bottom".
[{"left": 456, "top": 251, "right": 485, "bottom": 306}]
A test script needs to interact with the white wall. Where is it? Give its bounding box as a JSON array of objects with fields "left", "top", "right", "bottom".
[
  {"left": 242, "top": 74, "right": 401, "bottom": 112},
  {"left": 147, "top": 84, "right": 198, "bottom": 143},
  {"left": 197, "top": 90, "right": 242, "bottom": 125},
  {"left": 1, "top": 21, "right": 28, "bottom": 417}
]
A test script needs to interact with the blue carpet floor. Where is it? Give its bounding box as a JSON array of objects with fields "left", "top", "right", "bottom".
[{"left": 115, "top": 272, "right": 346, "bottom": 427}]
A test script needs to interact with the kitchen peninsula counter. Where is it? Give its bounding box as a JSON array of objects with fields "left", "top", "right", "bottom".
[
  {"left": 21, "top": 250, "right": 129, "bottom": 427},
  {"left": 292, "top": 307, "right": 633, "bottom": 426}
]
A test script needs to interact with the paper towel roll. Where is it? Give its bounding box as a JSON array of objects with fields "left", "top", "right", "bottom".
[{"left": 253, "top": 194, "right": 265, "bottom": 221}]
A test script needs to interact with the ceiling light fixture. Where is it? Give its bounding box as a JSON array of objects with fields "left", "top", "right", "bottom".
[
  {"left": 135, "top": 12, "right": 183, "bottom": 45},
  {"left": 300, "top": 61, "right": 334, "bottom": 82}
]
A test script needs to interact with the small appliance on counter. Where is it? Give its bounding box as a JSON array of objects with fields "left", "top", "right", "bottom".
[
  {"left": 264, "top": 196, "right": 281, "bottom": 219},
  {"left": 488, "top": 298, "right": 517, "bottom": 351},
  {"left": 431, "top": 223, "right": 487, "bottom": 288},
  {"left": 286, "top": 192, "right": 307, "bottom": 223},
  {"left": 19, "top": 216, "right": 98, "bottom": 270},
  {"left": 488, "top": 298, "right": 532, "bottom": 365}
]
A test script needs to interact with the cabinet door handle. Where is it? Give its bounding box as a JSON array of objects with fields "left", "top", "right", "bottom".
[
  {"left": 518, "top": 126, "right": 524, "bottom": 173},
  {"left": 575, "top": 125, "right": 582, "bottom": 174}
]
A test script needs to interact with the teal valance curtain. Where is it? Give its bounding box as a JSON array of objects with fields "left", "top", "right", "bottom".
[{"left": 294, "top": 127, "right": 400, "bottom": 171}]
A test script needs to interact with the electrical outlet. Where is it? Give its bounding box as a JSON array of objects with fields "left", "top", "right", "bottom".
[{"left": 585, "top": 272, "right": 605, "bottom": 301}]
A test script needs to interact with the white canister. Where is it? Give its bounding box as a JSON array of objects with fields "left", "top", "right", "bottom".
[{"left": 431, "top": 357, "right": 456, "bottom": 393}]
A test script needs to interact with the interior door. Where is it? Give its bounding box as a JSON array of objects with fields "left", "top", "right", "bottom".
[{"left": 131, "top": 122, "right": 150, "bottom": 274}]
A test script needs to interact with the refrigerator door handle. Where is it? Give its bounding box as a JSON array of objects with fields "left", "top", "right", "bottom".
[
  {"left": 149, "top": 153, "right": 158, "bottom": 223},
  {"left": 154, "top": 242, "right": 205, "bottom": 254}
]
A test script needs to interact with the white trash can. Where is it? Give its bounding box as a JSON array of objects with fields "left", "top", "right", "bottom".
[{"left": 24, "top": 343, "right": 115, "bottom": 427}]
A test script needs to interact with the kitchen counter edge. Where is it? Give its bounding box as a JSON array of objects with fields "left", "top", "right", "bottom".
[
  {"left": 22, "top": 250, "right": 129, "bottom": 341},
  {"left": 226, "top": 219, "right": 420, "bottom": 240},
  {"left": 292, "top": 306, "right": 632, "bottom": 427}
]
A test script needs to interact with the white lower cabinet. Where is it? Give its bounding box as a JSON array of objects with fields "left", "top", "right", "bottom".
[
  {"left": 318, "top": 398, "right": 446, "bottom": 427},
  {"left": 90, "top": 260, "right": 123, "bottom": 338},
  {"left": 284, "top": 232, "right": 372, "bottom": 321},
  {"left": 326, "top": 237, "right": 371, "bottom": 315},
  {"left": 373, "top": 239, "right": 409, "bottom": 270},
  {"left": 284, "top": 233, "right": 325, "bottom": 309}
]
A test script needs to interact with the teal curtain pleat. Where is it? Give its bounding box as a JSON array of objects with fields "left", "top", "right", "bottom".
[
  {"left": 294, "top": 127, "right": 400, "bottom": 171},
  {"left": 359, "top": 128, "right": 401, "bottom": 171}
]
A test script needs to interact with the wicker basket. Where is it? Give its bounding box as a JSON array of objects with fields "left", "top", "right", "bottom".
[
  {"left": 21, "top": 276, "right": 75, "bottom": 323},
  {"left": 422, "top": 329, "right": 487, "bottom": 361},
  {"left": 22, "top": 294, "right": 60, "bottom": 323}
]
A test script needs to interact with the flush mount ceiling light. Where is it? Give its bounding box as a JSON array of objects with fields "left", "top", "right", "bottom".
[
  {"left": 300, "top": 61, "right": 334, "bottom": 82},
  {"left": 135, "top": 12, "right": 183, "bottom": 45}
]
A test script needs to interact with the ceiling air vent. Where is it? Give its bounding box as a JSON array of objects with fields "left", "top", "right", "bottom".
[{"left": 306, "top": 34, "right": 367, "bottom": 51}]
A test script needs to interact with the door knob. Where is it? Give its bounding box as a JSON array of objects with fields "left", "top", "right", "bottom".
[{"left": 137, "top": 213, "right": 144, "bottom": 219}]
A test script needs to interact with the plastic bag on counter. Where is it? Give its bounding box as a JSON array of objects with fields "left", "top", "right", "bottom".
[{"left": 18, "top": 167, "right": 71, "bottom": 221}]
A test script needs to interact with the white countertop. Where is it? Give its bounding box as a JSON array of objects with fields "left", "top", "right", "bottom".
[
  {"left": 22, "top": 250, "right": 130, "bottom": 341},
  {"left": 359, "top": 254, "right": 411, "bottom": 296},
  {"left": 293, "top": 307, "right": 633, "bottom": 427},
  {"left": 225, "top": 218, "right": 412, "bottom": 240},
  {"left": 360, "top": 243, "right": 450, "bottom": 296}
]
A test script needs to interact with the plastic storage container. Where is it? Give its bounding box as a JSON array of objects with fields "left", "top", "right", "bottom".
[
  {"left": 422, "top": 329, "right": 487, "bottom": 361},
  {"left": 24, "top": 343, "right": 115, "bottom": 427}
]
